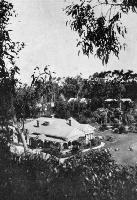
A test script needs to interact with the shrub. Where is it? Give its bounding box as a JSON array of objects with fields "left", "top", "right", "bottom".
[
  {"left": 119, "top": 125, "right": 127, "bottom": 134},
  {"left": 1, "top": 135, "right": 137, "bottom": 200},
  {"left": 105, "top": 135, "right": 115, "bottom": 142},
  {"left": 78, "top": 114, "right": 88, "bottom": 124},
  {"left": 113, "top": 128, "right": 119, "bottom": 134},
  {"left": 99, "top": 123, "right": 108, "bottom": 131},
  {"left": 89, "top": 117, "right": 97, "bottom": 123},
  {"left": 90, "top": 137, "right": 101, "bottom": 147}
]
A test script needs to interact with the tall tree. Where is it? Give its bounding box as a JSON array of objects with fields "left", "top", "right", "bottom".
[
  {"left": 0, "top": 0, "right": 24, "bottom": 122},
  {"left": 31, "top": 66, "right": 59, "bottom": 116},
  {"left": 0, "top": 1, "right": 26, "bottom": 151}
]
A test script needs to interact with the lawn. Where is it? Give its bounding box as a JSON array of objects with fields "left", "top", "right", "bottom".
[{"left": 95, "top": 129, "right": 137, "bottom": 166}]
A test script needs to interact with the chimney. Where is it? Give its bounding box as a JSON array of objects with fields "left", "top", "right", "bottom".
[
  {"left": 68, "top": 118, "right": 71, "bottom": 126},
  {"left": 37, "top": 120, "right": 39, "bottom": 127}
]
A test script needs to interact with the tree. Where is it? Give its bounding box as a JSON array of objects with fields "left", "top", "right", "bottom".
[
  {"left": 1, "top": 148, "right": 137, "bottom": 200},
  {"left": 54, "top": 96, "right": 69, "bottom": 119},
  {"left": 31, "top": 66, "right": 60, "bottom": 116},
  {"left": 65, "top": 0, "right": 137, "bottom": 64},
  {"left": 61, "top": 76, "right": 80, "bottom": 99},
  {"left": 0, "top": 1, "right": 26, "bottom": 152},
  {"left": 15, "top": 84, "right": 37, "bottom": 118},
  {"left": 0, "top": 0, "right": 24, "bottom": 122}
]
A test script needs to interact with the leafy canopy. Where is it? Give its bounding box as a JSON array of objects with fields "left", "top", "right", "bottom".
[
  {"left": 65, "top": 0, "right": 137, "bottom": 64},
  {"left": 0, "top": 0, "right": 24, "bottom": 80}
]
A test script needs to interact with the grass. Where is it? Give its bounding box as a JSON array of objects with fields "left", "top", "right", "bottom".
[{"left": 95, "top": 129, "right": 137, "bottom": 166}]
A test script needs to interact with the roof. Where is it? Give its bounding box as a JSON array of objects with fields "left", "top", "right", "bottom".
[
  {"left": 24, "top": 117, "right": 95, "bottom": 142},
  {"left": 80, "top": 98, "right": 87, "bottom": 103},
  {"left": 105, "top": 99, "right": 117, "bottom": 102},
  {"left": 79, "top": 124, "right": 95, "bottom": 134},
  {"left": 68, "top": 98, "right": 87, "bottom": 103},
  {"left": 36, "top": 103, "right": 42, "bottom": 108},
  {"left": 69, "top": 117, "right": 95, "bottom": 133},
  {"left": 68, "top": 98, "right": 77, "bottom": 102},
  {"left": 121, "top": 98, "right": 132, "bottom": 102},
  {"left": 105, "top": 98, "right": 132, "bottom": 102},
  {"left": 67, "top": 128, "right": 86, "bottom": 141}
]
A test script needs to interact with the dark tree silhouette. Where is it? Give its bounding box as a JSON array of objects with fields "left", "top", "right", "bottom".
[
  {"left": 0, "top": 0, "right": 24, "bottom": 123},
  {"left": 0, "top": 1, "right": 27, "bottom": 152}
]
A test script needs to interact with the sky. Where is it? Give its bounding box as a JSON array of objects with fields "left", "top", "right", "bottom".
[{"left": 9, "top": 0, "right": 137, "bottom": 84}]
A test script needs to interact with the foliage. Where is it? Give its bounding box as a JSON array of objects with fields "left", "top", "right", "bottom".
[
  {"left": 0, "top": 0, "right": 24, "bottom": 123},
  {"left": 61, "top": 76, "right": 80, "bottom": 99},
  {"left": 31, "top": 66, "right": 58, "bottom": 103},
  {"left": 90, "top": 136, "right": 101, "bottom": 147},
  {"left": 0, "top": 132, "right": 11, "bottom": 160},
  {"left": 99, "top": 123, "right": 108, "bottom": 131},
  {"left": 65, "top": 0, "right": 137, "bottom": 64},
  {"left": 54, "top": 97, "right": 70, "bottom": 119},
  {"left": 15, "top": 84, "right": 35, "bottom": 119},
  {"left": 119, "top": 124, "right": 127, "bottom": 134},
  {"left": 13, "top": 69, "right": 137, "bottom": 122},
  {"left": 1, "top": 139, "right": 137, "bottom": 200}
]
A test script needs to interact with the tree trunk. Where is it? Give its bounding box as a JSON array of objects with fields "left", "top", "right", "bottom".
[
  {"left": 20, "top": 130, "right": 28, "bottom": 152},
  {"left": 15, "top": 127, "right": 28, "bottom": 153}
]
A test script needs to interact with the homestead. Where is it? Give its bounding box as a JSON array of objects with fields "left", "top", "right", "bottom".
[
  {"left": 24, "top": 117, "right": 95, "bottom": 150},
  {"left": 104, "top": 98, "right": 133, "bottom": 111}
]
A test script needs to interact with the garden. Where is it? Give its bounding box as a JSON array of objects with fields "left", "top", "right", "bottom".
[{"left": 1, "top": 134, "right": 137, "bottom": 200}]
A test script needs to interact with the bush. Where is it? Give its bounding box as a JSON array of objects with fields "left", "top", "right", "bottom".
[
  {"left": 113, "top": 128, "right": 119, "bottom": 134},
  {"left": 90, "top": 137, "right": 101, "bottom": 147},
  {"left": 1, "top": 136, "right": 137, "bottom": 200},
  {"left": 119, "top": 125, "right": 127, "bottom": 134},
  {"left": 105, "top": 135, "right": 115, "bottom": 142},
  {"left": 89, "top": 117, "right": 97, "bottom": 123},
  {"left": 129, "top": 124, "right": 137, "bottom": 133},
  {"left": 99, "top": 123, "right": 108, "bottom": 131},
  {"left": 78, "top": 114, "right": 88, "bottom": 124}
]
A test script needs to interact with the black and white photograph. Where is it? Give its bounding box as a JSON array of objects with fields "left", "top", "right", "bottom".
[{"left": 1, "top": 0, "right": 137, "bottom": 199}]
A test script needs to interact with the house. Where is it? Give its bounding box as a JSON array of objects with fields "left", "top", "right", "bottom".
[
  {"left": 68, "top": 98, "right": 87, "bottom": 104},
  {"left": 24, "top": 117, "right": 95, "bottom": 148},
  {"left": 68, "top": 98, "right": 77, "bottom": 103},
  {"left": 105, "top": 98, "right": 133, "bottom": 111}
]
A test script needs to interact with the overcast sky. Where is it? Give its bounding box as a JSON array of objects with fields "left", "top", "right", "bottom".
[{"left": 10, "top": 0, "right": 137, "bottom": 84}]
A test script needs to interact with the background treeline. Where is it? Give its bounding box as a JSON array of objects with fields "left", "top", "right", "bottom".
[{"left": 11, "top": 69, "right": 137, "bottom": 121}]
